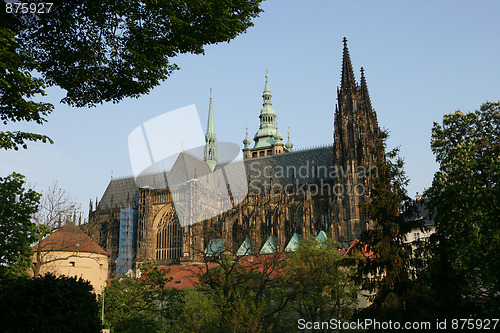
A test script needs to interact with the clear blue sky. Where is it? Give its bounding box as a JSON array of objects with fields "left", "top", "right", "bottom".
[{"left": 2, "top": 0, "right": 499, "bottom": 218}]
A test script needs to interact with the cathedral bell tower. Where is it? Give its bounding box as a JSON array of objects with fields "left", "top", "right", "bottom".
[
  {"left": 243, "top": 71, "right": 292, "bottom": 159},
  {"left": 333, "top": 37, "right": 381, "bottom": 246}
]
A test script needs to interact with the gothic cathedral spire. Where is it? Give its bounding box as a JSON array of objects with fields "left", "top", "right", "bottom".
[
  {"left": 341, "top": 37, "right": 357, "bottom": 92},
  {"left": 333, "top": 38, "right": 381, "bottom": 247},
  {"left": 204, "top": 89, "right": 217, "bottom": 171}
]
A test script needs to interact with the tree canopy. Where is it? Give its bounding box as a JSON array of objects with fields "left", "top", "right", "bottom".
[
  {"left": 0, "top": 172, "right": 41, "bottom": 278},
  {"left": 424, "top": 101, "right": 500, "bottom": 317},
  {"left": 1, "top": 0, "right": 264, "bottom": 149},
  {"left": 0, "top": 274, "right": 101, "bottom": 333},
  {"left": 0, "top": 28, "right": 53, "bottom": 150},
  {"left": 281, "top": 237, "right": 359, "bottom": 323},
  {"left": 103, "top": 262, "right": 181, "bottom": 332},
  {"left": 355, "top": 131, "right": 425, "bottom": 321}
]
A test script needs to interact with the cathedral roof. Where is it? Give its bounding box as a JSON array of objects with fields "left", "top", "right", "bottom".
[
  {"left": 97, "top": 145, "right": 335, "bottom": 211},
  {"left": 98, "top": 176, "right": 139, "bottom": 210},
  {"left": 168, "top": 151, "right": 212, "bottom": 186},
  {"left": 240, "top": 145, "right": 335, "bottom": 187}
]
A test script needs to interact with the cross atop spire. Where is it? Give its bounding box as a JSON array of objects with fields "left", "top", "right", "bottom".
[{"left": 341, "top": 37, "right": 357, "bottom": 91}]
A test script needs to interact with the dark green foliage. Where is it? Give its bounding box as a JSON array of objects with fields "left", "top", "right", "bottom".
[
  {"left": 281, "top": 237, "right": 359, "bottom": 324},
  {"left": 0, "top": 28, "right": 54, "bottom": 150},
  {"left": 356, "top": 131, "right": 424, "bottom": 321},
  {"left": 199, "top": 253, "right": 287, "bottom": 332},
  {"left": 0, "top": 173, "right": 41, "bottom": 278},
  {"left": 1, "top": 0, "right": 263, "bottom": 149},
  {"left": 103, "top": 261, "right": 182, "bottom": 332},
  {"left": 0, "top": 274, "right": 101, "bottom": 333},
  {"left": 196, "top": 239, "right": 359, "bottom": 332},
  {"left": 164, "top": 289, "right": 218, "bottom": 333},
  {"left": 6, "top": 0, "right": 264, "bottom": 107},
  {"left": 425, "top": 101, "right": 500, "bottom": 317}
]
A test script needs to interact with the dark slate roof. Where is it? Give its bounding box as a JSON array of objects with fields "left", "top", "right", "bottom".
[
  {"left": 98, "top": 177, "right": 139, "bottom": 210},
  {"left": 97, "top": 146, "right": 335, "bottom": 210},
  {"left": 411, "top": 199, "right": 434, "bottom": 226},
  {"left": 241, "top": 145, "right": 335, "bottom": 187},
  {"left": 167, "top": 151, "right": 212, "bottom": 186}
]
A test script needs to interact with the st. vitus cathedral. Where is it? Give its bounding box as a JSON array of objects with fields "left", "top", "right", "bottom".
[{"left": 87, "top": 38, "right": 382, "bottom": 276}]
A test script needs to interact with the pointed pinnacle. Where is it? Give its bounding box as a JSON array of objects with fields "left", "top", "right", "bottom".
[
  {"left": 360, "top": 67, "right": 373, "bottom": 113},
  {"left": 206, "top": 89, "right": 216, "bottom": 140},
  {"left": 341, "top": 37, "right": 356, "bottom": 91}
]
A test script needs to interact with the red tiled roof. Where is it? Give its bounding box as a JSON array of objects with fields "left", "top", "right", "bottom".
[
  {"left": 162, "top": 254, "right": 287, "bottom": 289},
  {"left": 33, "top": 223, "right": 108, "bottom": 256},
  {"left": 140, "top": 250, "right": 351, "bottom": 290},
  {"left": 344, "top": 239, "right": 375, "bottom": 259},
  {"left": 162, "top": 264, "right": 217, "bottom": 289}
]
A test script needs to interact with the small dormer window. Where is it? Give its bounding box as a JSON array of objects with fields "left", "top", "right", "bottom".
[{"left": 69, "top": 262, "right": 75, "bottom": 267}]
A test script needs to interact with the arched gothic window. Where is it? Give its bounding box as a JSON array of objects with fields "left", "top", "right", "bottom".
[
  {"left": 315, "top": 202, "right": 329, "bottom": 232},
  {"left": 156, "top": 210, "right": 182, "bottom": 260}
]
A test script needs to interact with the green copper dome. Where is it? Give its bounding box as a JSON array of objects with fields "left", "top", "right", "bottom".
[{"left": 243, "top": 127, "right": 252, "bottom": 149}]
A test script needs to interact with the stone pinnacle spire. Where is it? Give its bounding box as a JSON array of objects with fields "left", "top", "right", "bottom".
[
  {"left": 360, "top": 67, "right": 373, "bottom": 114},
  {"left": 341, "top": 37, "right": 357, "bottom": 91},
  {"left": 206, "top": 88, "right": 216, "bottom": 141},
  {"left": 204, "top": 89, "right": 217, "bottom": 171}
]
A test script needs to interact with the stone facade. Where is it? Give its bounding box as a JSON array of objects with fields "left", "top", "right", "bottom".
[{"left": 87, "top": 38, "right": 382, "bottom": 274}]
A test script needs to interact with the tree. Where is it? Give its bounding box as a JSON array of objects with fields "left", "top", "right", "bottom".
[
  {"left": 424, "top": 101, "right": 500, "bottom": 317},
  {"left": 355, "top": 131, "right": 423, "bottom": 321},
  {"left": 103, "top": 261, "right": 181, "bottom": 332},
  {"left": 0, "top": 274, "right": 101, "bottom": 333},
  {"left": 1, "top": 0, "right": 264, "bottom": 149},
  {"left": 0, "top": 28, "right": 53, "bottom": 150},
  {"left": 280, "top": 237, "right": 359, "bottom": 325},
  {"left": 31, "top": 182, "right": 83, "bottom": 277},
  {"left": 165, "top": 288, "right": 218, "bottom": 333},
  {"left": 0, "top": 172, "right": 41, "bottom": 278},
  {"left": 199, "top": 252, "right": 290, "bottom": 333},
  {"left": 194, "top": 220, "right": 294, "bottom": 332}
]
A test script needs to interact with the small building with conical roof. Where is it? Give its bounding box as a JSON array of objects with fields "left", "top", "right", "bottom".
[{"left": 32, "top": 223, "right": 108, "bottom": 294}]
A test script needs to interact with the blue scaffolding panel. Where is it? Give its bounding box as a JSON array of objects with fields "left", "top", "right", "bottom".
[{"left": 115, "top": 208, "right": 138, "bottom": 278}]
